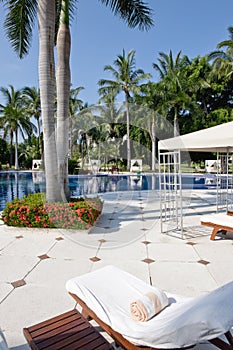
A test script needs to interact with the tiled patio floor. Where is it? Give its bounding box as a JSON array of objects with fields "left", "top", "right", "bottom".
[{"left": 0, "top": 189, "right": 233, "bottom": 349}]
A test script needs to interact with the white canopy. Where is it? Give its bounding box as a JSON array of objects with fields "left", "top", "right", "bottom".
[{"left": 158, "top": 121, "right": 233, "bottom": 152}]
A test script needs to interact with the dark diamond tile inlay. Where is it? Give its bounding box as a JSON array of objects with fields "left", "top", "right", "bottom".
[
  {"left": 198, "top": 259, "right": 210, "bottom": 265},
  {"left": 186, "top": 242, "right": 197, "bottom": 246},
  {"left": 55, "top": 237, "right": 64, "bottom": 241},
  {"left": 38, "top": 254, "right": 50, "bottom": 260},
  {"left": 90, "top": 256, "right": 101, "bottom": 262},
  {"left": 142, "top": 241, "right": 151, "bottom": 245},
  {"left": 99, "top": 239, "right": 106, "bottom": 243},
  {"left": 11, "top": 279, "right": 26, "bottom": 288},
  {"left": 141, "top": 228, "right": 149, "bottom": 231},
  {"left": 15, "top": 235, "right": 24, "bottom": 239},
  {"left": 142, "top": 258, "right": 155, "bottom": 264}
]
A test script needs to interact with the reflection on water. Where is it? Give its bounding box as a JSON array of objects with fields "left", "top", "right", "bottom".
[
  {"left": 0, "top": 171, "right": 159, "bottom": 211},
  {"left": 0, "top": 171, "right": 225, "bottom": 211},
  {"left": 69, "top": 173, "right": 157, "bottom": 198},
  {"left": 0, "top": 172, "right": 44, "bottom": 211}
]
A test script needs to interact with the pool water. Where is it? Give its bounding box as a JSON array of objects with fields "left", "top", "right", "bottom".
[{"left": 0, "top": 171, "right": 223, "bottom": 211}]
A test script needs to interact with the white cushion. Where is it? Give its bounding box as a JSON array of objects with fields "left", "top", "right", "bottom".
[
  {"left": 66, "top": 265, "right": 233, "bottom": 349},
  {"left": 0, "top": 329, "right": 9, "bottom": 350},
  {"left": 201, "top": 213, "right": 233, "bottom": 226}
]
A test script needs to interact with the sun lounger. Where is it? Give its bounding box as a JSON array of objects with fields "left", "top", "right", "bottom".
[
  {"left": 0, "top": 329, "right": 9, "bottom": 350},
  {"left": 66, "top": 265, "right": 233, "bottom": 350},
  {"left": 201, "top": 213, "right": 233, "bottom": 240}
]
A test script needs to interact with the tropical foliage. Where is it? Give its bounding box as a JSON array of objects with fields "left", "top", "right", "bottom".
[
  {"left": 0, "top": 0, "right": 154, "bottom": 204},
  {"left": 0, "top": 85, "right": 37, "bottom": 169},
  {"left": 0, "top": 4, "right": 232, "bottom": 179},
  {"left": 98, "top": 49, "right": 151, "bottom": 169}
]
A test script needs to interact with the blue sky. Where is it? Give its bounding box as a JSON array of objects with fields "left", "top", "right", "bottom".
[{"left": 0, "top": 0, "right": 233, "bottom": 105}]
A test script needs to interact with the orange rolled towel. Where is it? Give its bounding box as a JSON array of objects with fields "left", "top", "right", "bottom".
[{"left": 130, "top": 291, "right": 169, "bottom": 322}]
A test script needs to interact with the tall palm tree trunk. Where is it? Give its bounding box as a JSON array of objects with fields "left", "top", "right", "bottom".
[
  {"left": 10, "top": 131, "right": 13, "bottom": 167},
  {"left": 36, "top": 116, "right": 42, "bottom": 156},
  {"left": 174, "top": 107, "right": 180, "bottom": 137},
  {"left": 151, "top": 113, "right": 156, "bottom": 171},
  {"left": 38, "top": 0, "right": 61, "bottom": 202},
  {"left": 14, "top": 129, "right": 19, "bottom": 170},
  {"left": 125, "top": 95, "right": 131, "bottom": 170},
  {"left": 56, "top": 5, "right": 71, "bottom": 201}
]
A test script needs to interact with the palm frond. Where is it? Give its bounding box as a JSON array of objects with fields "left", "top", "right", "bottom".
[
  {"left": 217, "top": 39, "right": 233, "bottom": 50},
  {"left": 208, "top": 50, "right": 227, "bottom": 61},
  {"left": 3, "top": 0, "right": 37, "bottom": 58},
  {"left": 99, "top": 0, "right": 154, "bottom": 31}
]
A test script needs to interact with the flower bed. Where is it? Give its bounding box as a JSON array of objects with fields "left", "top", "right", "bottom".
[{"left": 2, "top": 193, "right": 103, "bottom": 229}]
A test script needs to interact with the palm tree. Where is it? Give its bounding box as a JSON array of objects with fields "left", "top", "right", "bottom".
[
  {"left": 68, "top": 86, "right": 84, "bottom": 157},
  {"left": 98, "top": 49, "right": 151, "bottom": 169},
  {"left": 208, "top": 27, "right": 233, "bottom": 79},
  {"left": 96, "top": 94, "right": 125, "bottom": 167},
  {"left": 38, "top": 0, "right": 61, "bottom": 202},
  {"left": 1, "top": 0, "right": 154, "bottom": 200},
  {"left": 135, "top": 81, "right": 167, "bottom": 170},
  {"left": 22, "top": 86, "right": 42, "bottom": 156},
  {"left": 0, "top": 85, "right": 37, "bottom": 169},
  {"left": 153, "top": 50, "right": 192, "bottom": 136},
  {"left": 55, "top": 0, "right": 77, "bottom": 200},
  {"left": 55, "top": 1, "right": 153, "bottom": 193}
]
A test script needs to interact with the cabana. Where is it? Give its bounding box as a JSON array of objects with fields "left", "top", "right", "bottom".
[{"left": 158, "top": 121, "right": 233, "bottom": 238}]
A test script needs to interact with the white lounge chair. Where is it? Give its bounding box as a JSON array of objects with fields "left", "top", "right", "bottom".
[
  {"left": 66, "top": 265, "right": 233, "bottom": 350},
  {"left": 201, "top": 213, "right": 233, "bottom": 240},
  {"left": 0, "top": 329, "right": 9, "bottom": 350}
]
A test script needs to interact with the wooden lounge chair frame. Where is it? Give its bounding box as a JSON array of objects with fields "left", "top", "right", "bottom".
[
  {"left": 23, "top": 309, "right": 112, "bottom": 350},
  {"left": 201, "top": 220, "right": 233, "bottom": 240},
  {"left": 69, "top": 292, "right": 233, "bottom": 350},
  {"left": 201, "top": 211, "right": 233, "bottom": 241}
]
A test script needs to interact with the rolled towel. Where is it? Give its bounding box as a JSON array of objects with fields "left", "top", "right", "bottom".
[{"left": 130, "top": 290, "right": 169, "bottom": 322}]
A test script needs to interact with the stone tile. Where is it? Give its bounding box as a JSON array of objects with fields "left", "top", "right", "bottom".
[
  {"left": 0, "top": 255, "right": 38, "bottom": 283},
  {"left": 0, "top": 231, "right": 16, "bottom": 251},
  {"left": 148, "top": 242, "right": 199, "bottom": 262},
  {"left": 25, "top": 258, "right": 93, "bottom": 288},
  {"left": 90, "top": 256, "right": 101, "bottom": 262},
  {"left": 1, "top": 231, "right": 57, "bottom": 257},
  {"left": 149, "top": 261, "right": 217, "bottom": 297},
  {"left": 98, "top": 241, "right": 146, "bottom": 259},
  {"left": 11, "top": 279, "right": 26, "bottom": 288},
  {"left": 207, "top": 261, "right": 233, "bottom": 286},
  {"left": 141, "top": 240, "right": 151, "bottom": 245},
  {"left": 194, "top": 241, "right": 233, "bottom": 262},
  {"left": 38, "top": 254, "right": 50, "bottom": 260},
  {"left": 142, "top": 258, "right": 155, "bottom": 264},
  {"left": 198, "top": 259, "right": 210, "bottom": 265},
  {"left": 48, "top": 238, "right": 99, "bottom": 258},
  {"left": 0, "top": 283, "right": 13, "bottom": 303},
  {"left": 55, "top": 237, "right": 64, "bottom": 241}
]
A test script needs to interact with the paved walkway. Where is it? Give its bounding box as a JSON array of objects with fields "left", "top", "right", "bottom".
[{"left": 0, "top": 189, "right": 233, "bottom": 349}]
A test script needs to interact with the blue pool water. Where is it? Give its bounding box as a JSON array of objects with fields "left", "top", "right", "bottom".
[{"left": 0, "top": 171, "right": 224, "bottom": 211}]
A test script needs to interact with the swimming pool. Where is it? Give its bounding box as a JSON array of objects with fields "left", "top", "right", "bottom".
[{"left": 0, "top": 171, "right": 224, "bottom": 211}]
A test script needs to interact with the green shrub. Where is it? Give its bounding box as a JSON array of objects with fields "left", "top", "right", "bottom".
[{"left": 2, "top": 193, "right": 103, "bottom": 229}]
